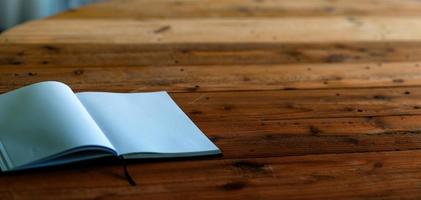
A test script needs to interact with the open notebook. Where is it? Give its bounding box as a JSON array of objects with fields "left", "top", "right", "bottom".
[{"left": 0, "top": 81, "right": 220, "bottom": 171}]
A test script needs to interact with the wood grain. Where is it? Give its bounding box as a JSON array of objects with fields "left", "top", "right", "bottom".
[
  {"left": 4, "top": 17, "right": 421, "bottom": 67},
  {"left": 52, "top": 0, "right": 421, "bottom": 19},
  {"left": 1, "top": 62, "right": 421, "bottom": 92},
  {"left": 173, "top": 88, "right": 421, "bottom": 158},
  {"left": 2, "top": 0, "right": 421, "bottom": 199},
  {"left": 1, "top": 42, "right": 421, "bottom": 67},
  {"left": 4, "top": 17, "right": 421, "bottom": 44},
  {"left": 2, "top": 150, "right": 421, "bottom": 199}
]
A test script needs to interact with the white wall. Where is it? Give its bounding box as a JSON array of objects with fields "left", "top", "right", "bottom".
[{"left": 0, "top": 0, "right": 103, "bottom": 31}]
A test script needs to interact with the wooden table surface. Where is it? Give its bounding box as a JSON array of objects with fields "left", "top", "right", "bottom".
[{"left": 3, "top": 0, "right": 421, "bottom": 199}]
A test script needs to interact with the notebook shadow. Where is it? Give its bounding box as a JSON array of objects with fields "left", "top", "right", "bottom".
[{"left": 0, "top": 153, "right": 223, "bottom": 176}]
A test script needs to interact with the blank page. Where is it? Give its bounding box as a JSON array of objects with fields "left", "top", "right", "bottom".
[
  {"left": 77, "top": 91, "right": 220, "bottom": 156},
  {"left": 0, "top": 82, "right": 114, "bottom": 170}
]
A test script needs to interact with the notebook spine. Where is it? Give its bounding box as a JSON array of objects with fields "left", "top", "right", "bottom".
[{"left": 0, "top": 141, "right": 13, "bottom": 171}]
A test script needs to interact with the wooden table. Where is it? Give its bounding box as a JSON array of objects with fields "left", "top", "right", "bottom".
[{"left": 3, "top": 0, "right": 421, "bottom": 199}]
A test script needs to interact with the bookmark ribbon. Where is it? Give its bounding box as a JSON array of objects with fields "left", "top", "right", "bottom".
[{"left": 118, "top": 156, "right": 137, "bottom": 186}]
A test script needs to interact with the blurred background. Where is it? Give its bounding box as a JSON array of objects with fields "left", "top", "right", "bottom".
[{"left": 0, "top": 0, "right": 104, "bottom": 32}]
